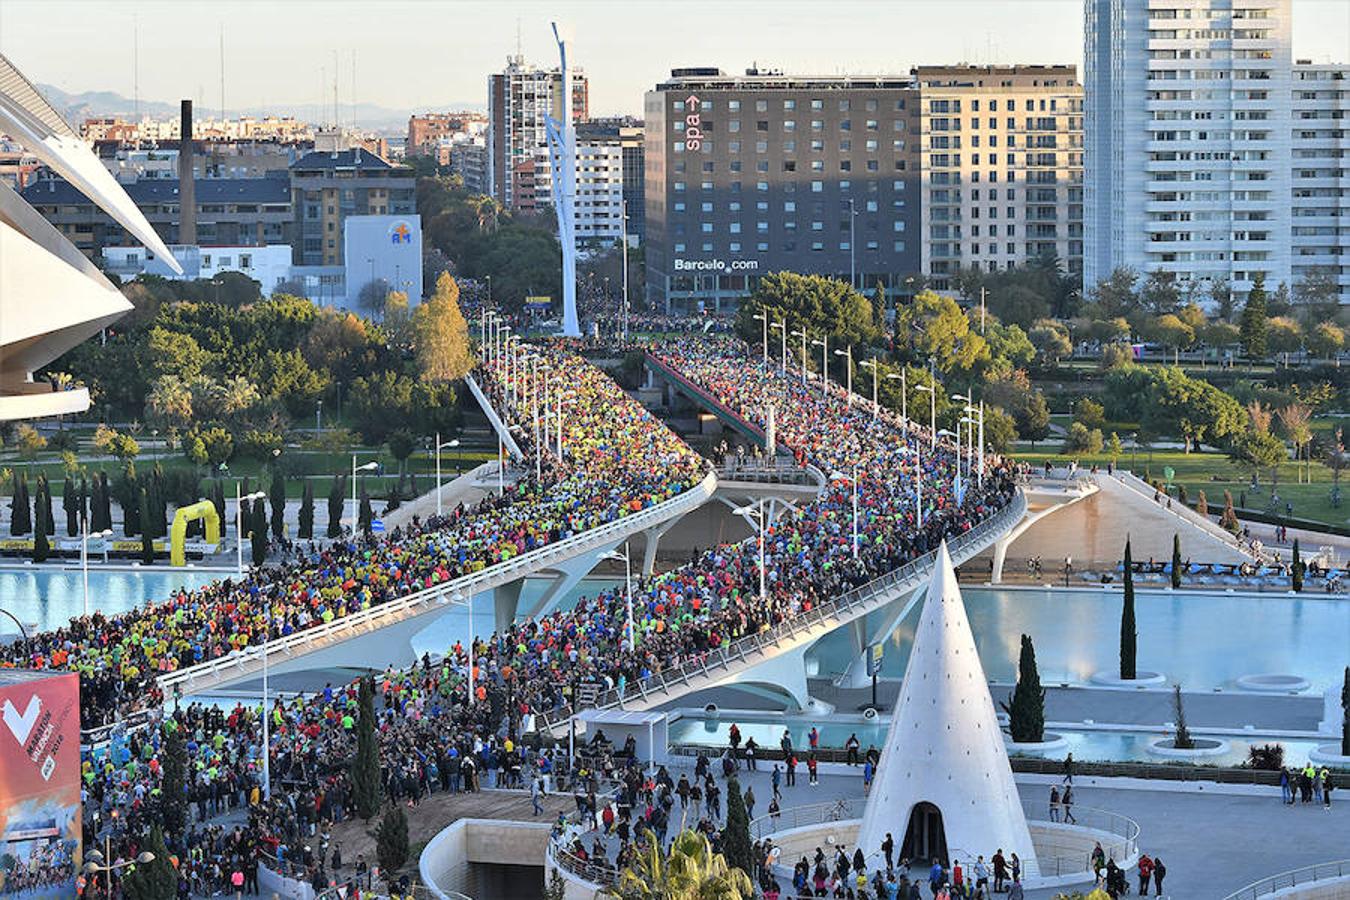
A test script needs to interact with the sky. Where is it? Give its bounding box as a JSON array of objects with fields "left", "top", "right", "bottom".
[{"left": 2, "top": 0, "right": 1348, "bottom": 120}]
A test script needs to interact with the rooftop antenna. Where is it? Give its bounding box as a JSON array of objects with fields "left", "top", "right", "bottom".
[
  {"left": 516, "top": 17, "right": 522, "bottom": 62},
  {"left": 350, "top": 49, "right": 357, "bottom": 130},
  {"left": 218, "top": 22, "right": 226, "bottom": 120},
  {"left": 333, "top": 50, "right": 340, "bottom": 131}
]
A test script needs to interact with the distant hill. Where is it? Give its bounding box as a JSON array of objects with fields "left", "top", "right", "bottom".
[{"left": 35, "top": 83, "right": 485, "bottom": 134}]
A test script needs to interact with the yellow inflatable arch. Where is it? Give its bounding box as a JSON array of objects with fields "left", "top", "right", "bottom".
[{"left": 170, "top": 500, "right": 221, "bottom": 566}]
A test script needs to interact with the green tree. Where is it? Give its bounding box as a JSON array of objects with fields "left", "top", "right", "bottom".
[
  {"left": 1140, "top": 270, "right": 1181, "bottom": 315},
  {"left": 32, "top": 495, "right": 49, "bottom": 563},
  {"left": 327, "top": 473, "right": 347, "bottom": 538},
  {"left": 269, "top": 469, "right": 286, "bottom": 540},
  {"left": 61, "top": 476, "right": 78, "bottom": 537},
  {"left": 1088, "top": 267, "right": 1140, "bottom": 318},
  {"left": 250, "top": 499, "right": 268, "bottom": 567},
  {"left": 161, "top": 723, "right": 189, "bottom": 836},
  {"left": 1121, "top": 539, "right": 1137, "bottom": 679},
  {"left": 414, "top": 272, "right": 476, "bottom": 382},
  {"left": 376, "top": 804, "right": 410, "bottom": 875},
  {"left": 121, "top": 825, "right": 176, "bottom": 900},
  {"left": 1291, "top": 538, "right": 1303, "bottom": 593},
  {"left": 1220, "top": 490, "right": 1240, "bottom": 533},
  {"left": 1267, "top": 317, "right": 1304, "bottom": 358},
  {"left": 1341, "top": 667, "right": 1349, "bottom": 757},
  {"left": 350, "top": 675, "right": 382, "bottom": 819},
  {"left": 1239, "top": 275, "right": 1269, "bottom": 359},
  {"left": 894, "top": 291, "right": 989, "bottom": 375},
  {"left": 1105, "top": 431, "right": 1125, "bottom": 464},
  {"left": 1171, "top": 533, "right": 1183, "bottom": 590},
  {"left": 1028, "top": 321, "right": 1072, "bottom": 368},
  {"left": 298, "top": 481, "right": 315, "bottom": 540},
  {"left": 387, "top": 430, "right": 417, "bottom": 478},
  {"left": 1145, "top": 366, "right": 1245, "bottom": 452},
  {"left": 1294, "top": 267, "right": 1340, "bottom": 323},
  {"left": 1001, "top": 634, "right": 1045, "bottom": 743},
  {"left": 140, "top": 488, "right": 154, "bottom": 565},
  {"left": 1062, "top": 421, "right": 1104, "bottom": 455},
  {"left": 1075, "top": 398, "right": 1106, "bottom": 431},
  {"left": 1307, "top": 322, "right": 1345, "bottom": 360},
  {"left": 36, "top": 475, "right": 54, "bottom": 536},
  {"left": 359, "top": 487, "right": 374, "bottom": 536},
  {"left": 1172, "top": 684, "right": 1194, "bottom": 750},
  {"left": 738, "top": 272, "right": 879, "bottom": 365},
  {"left": 1228, "top": 430, "right": 1286, "bottom": 485},
  {"left": 608, "top": 829, "right": 753, "bottom": 900},
  {"left": 722, "top": 776, "right": 753, "bottom": 877}
]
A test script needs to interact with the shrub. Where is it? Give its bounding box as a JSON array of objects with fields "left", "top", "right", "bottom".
[{"left": 1246, "top": 743, "right": 1285, "bottom": 771}]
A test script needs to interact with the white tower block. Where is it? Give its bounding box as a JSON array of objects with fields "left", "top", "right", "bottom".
[{"left": 854, "top": 541, "right": 1038, "bottom": 877}]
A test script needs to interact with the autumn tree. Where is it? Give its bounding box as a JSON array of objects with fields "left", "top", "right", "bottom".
[{"left": 413, "top": 272, "right": 475, "bottom": 382}]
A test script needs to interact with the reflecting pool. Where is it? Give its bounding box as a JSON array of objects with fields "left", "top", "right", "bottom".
[{"left": 0, "top": 566, "right": 220, "bottom": 633}]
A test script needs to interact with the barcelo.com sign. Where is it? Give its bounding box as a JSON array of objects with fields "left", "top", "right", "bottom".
[{"left": 673, "top": 258, "right": 760, "bottom": 272}]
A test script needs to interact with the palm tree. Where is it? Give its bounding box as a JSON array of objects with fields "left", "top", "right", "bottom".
[{"left": 607, "top": 830, "right": 754, "bottom": 900}]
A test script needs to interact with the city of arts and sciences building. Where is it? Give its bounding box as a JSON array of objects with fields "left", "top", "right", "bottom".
[{"left": 1, "top": 2, "right": 1348, "bottom": 899}]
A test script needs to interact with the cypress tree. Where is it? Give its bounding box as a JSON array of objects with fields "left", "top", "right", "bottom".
[
  {"left": 32, "top": 497, "right": 49, "bottom": 562},
  {"left": 212, "top": 479, "right": 227, "bottom": 539},
  {"left": 78, "top": 477, "right": 89, "bottom": 534},
  {"left": 122, "top": 825, "right": 176, "bottom": 900},
  {"left": 1121, "top": 538, "right": 1137, "bottom": 679},
  {"left": 298, "top": 481, "right": 315, "bottom": 540},
  {"left": 269, "top": 469, "right": 286, "bottom": 540},
  {"left": 152, "top": 464, "right": 169, "bottom": 537},
  {"left": 1171, "top": 533, "right": 1183, "bottom": 590},
  {"left": 1341, "top": 666, "right": 1350, "bottom": 757},
  {"left": 350, "top": 675, "right": 382, "bottom": 819},
  {"left": 1292, "top": 538, "right": 1303, "bottom": 592},
  {"left": 1000, "top": 634, "right": 1045, "bottom": 743},
  {"left": 37, "top": 475, "right": 54, "bottom": 535},
  {"left": 722, "top": 775, "right": 754, "bottom": 878},
  {"left": 161, "top": 723, "right": 189, "bottom": 836},
  {"left": 98, "top": 471, "right": 112, "bottom": 533},
  {"left": 376, "top": 804, "right": 409, "bottom": 875},
  {"left": 10, "top": 474, "right": 30, "bottom": 539},
  {"left": 1240, "top": 274, "right": 1269, "bottom": 360},
  {"left": 251, "top": 499, "right": 268, "bottom": 568},
  {"left": 327, "top": 473, "right": 346, "bottom": 538},
  {"left": 62, "top": 477, "right": 77, "bottom": 537},
  {"left": 1196, "top": 490, "right": 1209, "bottom": 518},
  {"left": 1172, "top": 684, "right": 1194, "bottom": 750},
  {"left": 140, "top": 488, "right": 155, "bottom": 565},
  {"left": 359, "top": 487, "right": 374, "bottom": 536}
]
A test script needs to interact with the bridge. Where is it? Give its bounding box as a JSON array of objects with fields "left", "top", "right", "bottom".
[{"left": 534, "top": 491, "right": 1027, "bottom": 728}]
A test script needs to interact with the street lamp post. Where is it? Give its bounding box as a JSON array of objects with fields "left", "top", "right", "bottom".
[
  {"left": 860, "top": 359, "right": 880, "bottom": 420},
  {"left": 811, "top": 336, "right": 829, "bottom": 396},
  {"left": 82, "top": 522, "right": 113, "bottom": 618},
  {"left": 351, "top": 457, "right": 378, "bottom": 533},
  {"left": 834, "top": 347, "right": 854, "bottom": 406},
  {"left": 752, "top": 313, "right": 769, "bottom": 366},
  {"left": 790, "top": 329, "right": 808, "bottom": 386},
  {"left": 83, "top": 843, "right": 155, "bottom": 899},
  {"left": 732, "top": 505, "right": 768, "bottom": 600},
  {"left": 915, "top": 383, "right": 937, "bottom": 452},
  {"left": 602, "top": 543, "right": 636, "bottom": 653},
  {"left": 770, "top": 320, "right": 787, "bottom": 374},
  {"left": 235, "top": 485, "right": 266, "bottom": 579},
  {"left": 886, "top": 370, "right": 908, "bottom": 436},
  {"left": 435, "top": 435, "right": 461, "bottom": 517}
]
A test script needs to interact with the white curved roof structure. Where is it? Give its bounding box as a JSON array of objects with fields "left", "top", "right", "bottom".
[
  {"left": 0, "top": 52, "right": 177, "bottom": 420},
  {"left": 854, "top": 542, "right": 1038, "bottom": 877}
]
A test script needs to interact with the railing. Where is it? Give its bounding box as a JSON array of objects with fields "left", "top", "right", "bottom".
[
  {"left": 1223, "top": 859, "right": 1350, "bottom": 900},
  {"left": 748, "top": 797, "right": 869, "bottom": 840},
  {"left": 463, "top": 371, "right": 524, "bottom": 460},
  {"left": 534, "top": 492, "right": 1026, "bottom": 734},
  {"left": 158, "top": 469, "right": 718, "bottom": 696},
  {"left": 1021, "top": 796, "right": 1139, "bottom": 878},
  {"left": 644, "top": 353, "right": 768, "bottom": 446},
  {"left": 717, "top": 461, "right": 824, "bottom": 488},
  {"left": 1106, "top": 470, "right": 1264, "bottom": 561}
]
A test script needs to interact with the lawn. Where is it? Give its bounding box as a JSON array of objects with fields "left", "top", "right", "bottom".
[{"left": 1011, "top": 448, "right": 1350, "bottom": 530}]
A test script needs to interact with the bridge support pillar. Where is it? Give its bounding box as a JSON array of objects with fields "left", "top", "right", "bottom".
[
  {"left": 990, "top": 535, "right": 1013, "bottom": 585},
  {"left": 494, "top": 582, "right": 524, "bottom": 632},
  {"left": 641, "top": 519, "right": 678, "bottom": 575},
  {"left": 723, "top": 644, "right": 834, "bottom": 716},
  {"left": 519, "top": 541, "right": 622, "bottom": 623},
  {"left": 831, "top": 584, "right": 925, "bottom": 691}
]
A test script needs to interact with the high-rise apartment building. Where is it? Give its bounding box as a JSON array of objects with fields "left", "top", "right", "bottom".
[
  {"left": 487, "top": 56, "right": 588, "bottom": 212},
  {"left": 289, "top": 148, "right": 415, "bottom": 267},
  {"left": 912, "top": 66, "right": 1084, "bottom": 289},
  {"left": 577, "top": 120, "right": 645, "bottom": 247},
  {"left": 1290, "top": 62, "right": 1349, "bottom": 299},
  {"left": 1085, "top": 0, "right": 1298, "bottom": 301},
  {"left": 644, "top": 67, "right": 922, "bottom": 313}
]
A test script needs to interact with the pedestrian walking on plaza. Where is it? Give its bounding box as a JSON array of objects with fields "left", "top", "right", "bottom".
[
  {"left": 1137, "top": 853, "right": 1153, "bottom": 895},
  {"left": 846, "top": 733, "right": 861, "bottom": 766},
  {"left": 745, "top": 736, "right": 759, "bottom": 771},
  {"left": 745, "top": 785, "right": 756, "bottom": 819},
  {"left": 1049, "top": 785, "right": 1062, "bottom": 822},
  {"left": 1324, "top": 768, "right": 1334, "bottom": 809},
  {"left": 531, "top": 777, "right": 544, "bottom": 816},
  {"left": 991, "top": 849, "right": 1007, "bottom": 893},
  {"left": 1063, "top": 752, "right": 1075, "bottom": 785},
  {"left": 1280, "top": 767, "right": 1293, "bottom": 804},
  {"left": 882, "top": 833, "right": 895, "bottom": 871},
  {"left": 1152, "top": 857, "right": 1166, "bottom": 895},
  {"left": 772, "top": 764, "right": 783, "bottom": 799},
  {"left": 1062, "top": 784, "right": 1077, "bottom": 824},
  {"left": 786, "top": 754, "right": 798, "bottom": 787},
  {"left": 807, "top": 753, "right": 819, "bottom": 785}
]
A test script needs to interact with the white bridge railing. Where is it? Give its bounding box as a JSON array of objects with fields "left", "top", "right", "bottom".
[
  {"left": 535, "top": 490, "right": 1026, "bottom": 733},
  {"left": 157, "top": 469, "right": 718, "bottom": 696}
]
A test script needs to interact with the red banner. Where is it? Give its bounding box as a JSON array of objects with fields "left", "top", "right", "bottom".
[{"left": 1, "top": 671, "right": 81, "bottom": 898}]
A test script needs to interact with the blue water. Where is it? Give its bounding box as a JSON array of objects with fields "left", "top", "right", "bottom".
[
  {"left": 0, "top": 566, "right": 220, "bottom": 633},
  {"left": 810, "top": 586, "right": 1350, "bottom": 693}
]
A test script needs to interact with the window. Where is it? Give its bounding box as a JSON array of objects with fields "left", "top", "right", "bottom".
[
  {"left": 729, "top": 100, "right": 741, "bottom": 111},
  {"left": 729, "top": 120, "right": 741, "bottom": 132},
  {"left": 674, "top": 181, "right": 686, "bottom": 192},
  {"left": 812, "top": 99, "right": 824, "bottom": 110},
  {"left": 701, "top": 222, "right": 714, "bottom": 233},
  {"left": 730, "top": 241, "right": 742, "bottom": 252},
  {"left": 756, "top": 201, "right": 769, "bottom": 211},
  {"left": 757, "top": 120, "right": 769, "bottom": 132},
  {"left": 812, "top": 120, "right": 824, "bottom": 131},
  {"left": 757, "top": 242, "right": 769, "bottom": 251},
  {"left": 784, "top": 99, "right": 796, "bottom": 110},
  {"left": 701, "top": 201, "right": 713, "bottom": 212},
  {"left": 730, "top": 223, "right": 742, "bottom": 233},
  {"left": 729, "top": 141, "right": 742, "bottom": 153},
  {"left": 702, "top": 181, "right": 713, "bottom": 191},
  {"left": 811, "top": 181, "right": 824, "bottom": 192},
  {"left": 757, "top": 181, "right": 769, "bottom": 192},
  {"left": 866, "top": 120, "right": 878, "bottom": 131},
  {"left": 757, "top": 161, "right": 769, "bottom": 173},
  {"left": 784, "top": 120, "right": 796, "bottom": 132},
  {"left": 839, "top": 99, "right": 850, "bottom": 111},
  {"left": 702, "top": 242, "right": 713, "bottom": 251},
  {"left": 784, "top": 201, "right": 796, "bottom": 212},
  {"left": 840, "top": 160, "right": 852, "bottom": 172},
  {"left": 839, "top": 241, "right": 851, "bottom": 251},
  {"left": 812, "top": 241, "right": 825, "bottom": 251},
  {"left": 866, "top": 240, "right": 879, "bottom": 250},
  {"left": 756, "top": 141, "right": 768, "bottom": 153},
  {"left": 893, "top": 240, "right": 905, "bottom": 252},
  {"left": 783, "top": 160, "right": 797, "bottom": 172},
  {"left": 811, "top": 220, "right": 824, "bottom": 231},
  {"left": 756, "top": 100, "right": 768, "bottom": 112},
  {"left": 840, "top": 120, "right": 852, "bottom": 131}
]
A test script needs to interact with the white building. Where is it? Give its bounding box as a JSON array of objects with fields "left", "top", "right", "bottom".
[
  {"left": 341, "top": 214, "right": 423, "bottom": 308},
  {"left": 574, "top": 134, "right": 625, "bottom": 249},
  {"left": 102, "top": 244, "right": 295, "bottom": 295},
  {"left": 1290, "top": 62, "right": 1350, "bottom": 300},
  {"left": 1084, "top": 0, "right": 1350, "bottom": 304},
  {"left": 487, "top": 56, "right": 588, "bottom": 213}
]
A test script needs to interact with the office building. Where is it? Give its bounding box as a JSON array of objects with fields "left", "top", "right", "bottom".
[
  {"left": 912, "top": 66, "right": 1084, "bottom": 289},
  {"left": 289, "top": 147, "right": 416, "bottom": 266},
  {"left": 644, "top": 66, "right": 923, "bottom": 312},
  {"left": 578, "top": 118, "right": 645, "bottom": 245},
  {"left": 1085, "top": 0, "right": 1296, "bottom": 301},
  {"left": 1290, "top": 62, "right": 1349, "bottom": 299},
  {"left": 487, "top": 55, "right": 589, "bottom": 212}
]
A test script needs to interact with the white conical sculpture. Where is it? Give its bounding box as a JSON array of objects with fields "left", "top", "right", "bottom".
[{"left": 854, "top": 541, "right": 1038, "bottom": 878}]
